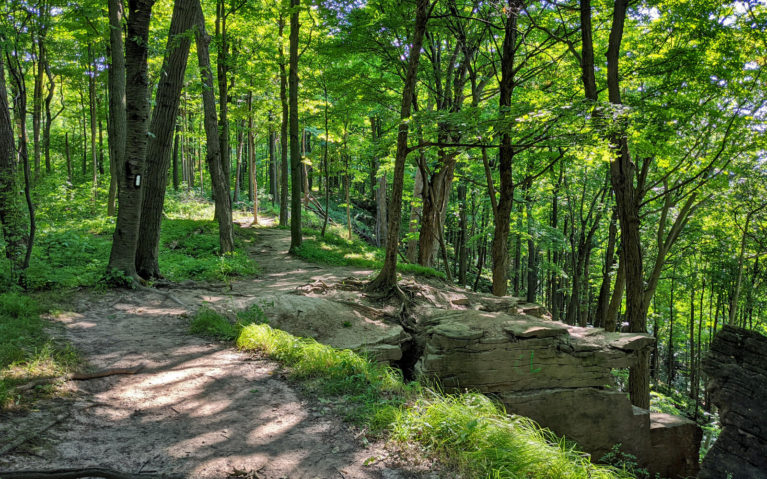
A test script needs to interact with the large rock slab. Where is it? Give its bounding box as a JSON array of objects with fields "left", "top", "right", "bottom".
[
  {"left": 700, "top": 325, "right": 767, "bottom": 479},
  {"left": 414, "top": 309, "right": 648, "bottom": 392},
  {"left": 250, "top": 295, "right": 410, "bottom": 362},
  {"left": 414, "top": 308, "right": 699, "bottom": 478}
]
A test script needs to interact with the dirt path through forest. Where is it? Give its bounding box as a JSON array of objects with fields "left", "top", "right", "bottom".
[{"left": 0, "top": 224, "right": 436, "bottom": 479}]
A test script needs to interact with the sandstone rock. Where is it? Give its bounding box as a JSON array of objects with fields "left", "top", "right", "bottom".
[
  {"left": 250, "top": 295, "right": 410, "bottom": 362},
  {"left": 699, "top": 325, "right": 767, "bottom": 479},
  {"left": 414, "top": 308, "right": 699, "bottom": 478}
]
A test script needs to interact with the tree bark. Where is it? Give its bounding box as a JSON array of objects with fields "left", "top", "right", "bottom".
[
  {"left": 193, "top": 0, "right": 234, "bottom": 253},
  {"left": 106, "top": 0, "right": 155, "bottom": 282},
  {"left": 106, "top": 0, "right": 126, "bottom": 216},
  {"left": 0, "top": 55, "right": 29, "bottom": 285},
  {"left": 288, "top": 0, "right": 302, "bottom": 252},
  {"left": 367, "top": 0, "right": 430, "bottom": 292},
  {"left": 248, "top": 92, "right": 258, "bottom": 224},
  {"left": 278, "top": 16, "right": 289, "bottom": 226},
  {"left": 490, "top": 0, "right": 522, "bottom": 297},
  {"left": 135, "top": 0, "right": 194, "bottom": 279}
]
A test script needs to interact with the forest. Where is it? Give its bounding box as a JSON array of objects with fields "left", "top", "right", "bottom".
[{"left": 0, "top": 0, "right": 766, "bottom": 477}]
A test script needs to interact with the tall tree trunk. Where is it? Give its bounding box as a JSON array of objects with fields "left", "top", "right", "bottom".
[
  {"left": 234, "top": 122, "right": 244, "bottom": 202},
  {"left": 106, "top": 0, "right": 126, "bottom": 218},
  {"left": 288, "top": 0, "right": 302, "bottom": 252},
  {"left": 457, "top": 180, "right": 468, "bottom": 286},
  {"left": 605, "top": 248, "right": 625, "bottom": 332},
  {"left": 172, "top": 122, "right": 180, "bottom": 190},
  {"left": 605, "top": 0, "right": 648, "bottom": 409},
  {"left": 248, "top": 91, "right": 258, "bottom": 224},
  {"left": 65, "top": 131, "right": 72, "bottom": 183},
  {"left": 406, "top": 164, "right": 424, "bottom": 262},
  {"left": 367, "top": 0, "right": 430, "bottom": 292},
  {"left": 0, "top": 55, "right": 30, "bottom": 285},
  {"left": 667, "top": 268, "right": 676, "bottom": 384},
  {"left": 107, "top": 0, "right": 155, "bottom": 282},
  {"left": 418, "top": 160, "right": 455, "bottom": 267},
  {"left": 194, "top": 0, "right": 234, "bottom": 254},
  {"left": 490, "top": 0, "right": 521, "bottom": 297},
  {"left": 215, "top": 0, "right": 231, "bottom": 205},
  {"left": 371, "top": 116, "right": 388, "bottom": 248},
  {"left": 278, "top": 16, "right": 289, "bottom": 226},
  {"left": 595, "top": 210, "right": 618, "bottom": 328},
  {"left": 43, "top": 62, "right": 55, "bottom": 174},
  {"left": 135, "top": 0, "right": 194, "bottom": 279},
  {"left": 321, "top": 84, "right": 330, "bottom": 237},
  {"left": 88, "top": 44, "right": 99, "bottom": 202}
]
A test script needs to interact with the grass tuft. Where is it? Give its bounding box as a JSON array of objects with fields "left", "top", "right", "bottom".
[{"left": 0, "top": 293, "right": 79, "bottom": 409}]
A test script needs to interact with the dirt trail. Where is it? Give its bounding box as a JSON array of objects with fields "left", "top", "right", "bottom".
[{"left": 0, "top": 225, "right": 435, "bottom": 478}]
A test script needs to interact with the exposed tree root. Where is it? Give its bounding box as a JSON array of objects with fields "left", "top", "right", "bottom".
[{"left": 15, "top": 365, "right": 144, "bottom": 392}]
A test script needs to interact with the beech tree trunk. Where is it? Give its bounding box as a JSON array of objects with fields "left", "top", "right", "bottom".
[
  {"left": 193, "top": 0, "right": 234, "bottom": 253},
  {"left": 248, "top": 92, "right": 258, "bottom": 224},
  {"left": 107, "top": 0, "right": 155, "bottom": 282},
  {"left": 367, "top": 0, "right": 430, "bottom": 292},
  {"left": 135, "top": 0, "right": 194, "bottom": 279}
]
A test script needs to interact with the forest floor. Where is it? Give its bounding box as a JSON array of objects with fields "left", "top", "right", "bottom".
[{"left": 0, "top": 221, "right": 440, "bottom": 479}]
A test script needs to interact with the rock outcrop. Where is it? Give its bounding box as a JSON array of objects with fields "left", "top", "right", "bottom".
[
  {"left": 254, "top": 295, "right": 410, "bottom": 362},
  {"left": 414, "top": 309, "right": 700, "bottom": 478},
  {"left": 699, "top": 325, "right": 767, "bottom": 479}
]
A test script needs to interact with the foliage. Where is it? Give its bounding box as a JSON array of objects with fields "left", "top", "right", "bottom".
[{"left": 0, "top": 293, "right": 78, "bottom": 409}]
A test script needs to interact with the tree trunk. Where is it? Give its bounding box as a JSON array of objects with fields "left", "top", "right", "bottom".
[
  {"left": 43, "top": 61, "right": 55, "bottom": 174},
  {"left": 457, "top": 181, "right": 468, "bottom": 286},
  {"left": 367, "top": 0, "right": 430, "bottom": 292},
  {"left": 172, "top": 123, "right": 180, "bottom": 190},
  {"left": 595, "top": 210, "right": 618, "bottom": 328},
  {"left": 668, "top": 269, "right": 675, "bottom": 384},
  {"left": 490, "top": 0, "right": 521, "bottom": 297},
  {"left": 288, "top": 0, "right": 302, "bottom": 252},
  {"left": 135, "top": 0, "right": 194, "bottom": 279},
  {"left": 234, "top": 122, "right": 244, "bottom": 203},
  {"left": 65, "top": 132, "right": 72, "bottom": 183},
  {"left": 107, "top": 0, "right": 155, "bottom": 282},
  {"left": 88, "top": 44, "right": 99, "bottom": 202},
  {"left": 248, "top": 92, "right": 258, "bottom": 224},
  {"left": 0, "top": 55, "right": 30, "bottom": 285},
  {"left": 406, "top": 165, "right": 424, "bottom": 262},
  {"left": 418, "top": 159, "right": 455, "bottom": 267},
  {"left": 605, "top": 248, "right": 625, "bottom": 332},
  {"left": 106, "top": 0, "right": 126, "bottom": 218},
  {"left": 215, "top": 0, "right": 231, "bottom": 205},
  {"left": 278, "top": 17, "right": 289, "bottom": 226},
  {"left": 193, "top": 0, "right": 234, "bottom": 254}
]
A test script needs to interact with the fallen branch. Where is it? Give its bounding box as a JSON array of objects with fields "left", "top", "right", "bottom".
[
  {"left": 0, "top": 468, "right": 181, "bottom": 479},
  {"left": 15, "top": 365, "right": 144, "bottom": 392}
]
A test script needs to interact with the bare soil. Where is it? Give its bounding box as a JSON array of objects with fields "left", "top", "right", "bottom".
[{"left": 0, "top": 223, "right": 441, "bottom": 479}]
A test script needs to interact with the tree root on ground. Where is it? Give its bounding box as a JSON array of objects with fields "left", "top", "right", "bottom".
[{"left": 15, "top": 365, "right": 145, "bottom": 392}]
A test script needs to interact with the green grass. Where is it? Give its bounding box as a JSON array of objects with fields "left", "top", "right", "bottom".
[
  {"left": 186, "top": 306, "right": 634, "bottom": 479},
  {"left": 0, "top": 293, "right": 78, "bottom": 409},
  {"left": 294, "top": 227, "right": 446, "bottom": 280},
  {"left": 0, "top": 183, "right": 260, "bottom": 290}
]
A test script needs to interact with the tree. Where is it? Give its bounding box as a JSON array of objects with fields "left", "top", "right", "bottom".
[
  {"left": 135, "top": 0, "right": 196, "bottom": 279},
  {"left": 367, "top": 0, "right": 431, "bottom": 293},
  {"left": 106, "top": 0, "right": 156, "bottom": 282}
]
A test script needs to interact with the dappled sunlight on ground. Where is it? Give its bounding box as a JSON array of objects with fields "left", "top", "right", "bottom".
[{"left": 0, "top": 227, "right": 429, "bottom": 479}]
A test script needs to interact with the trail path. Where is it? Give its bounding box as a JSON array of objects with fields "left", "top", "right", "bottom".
[{"left": 0, "top": 224, "right": 435, "bottom": 479}]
